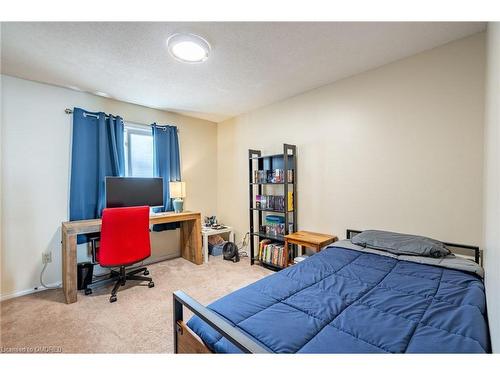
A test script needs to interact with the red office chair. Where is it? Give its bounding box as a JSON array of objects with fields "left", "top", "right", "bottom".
[{"left": 88, "top": 206, "right": 154, "bottom": 303}]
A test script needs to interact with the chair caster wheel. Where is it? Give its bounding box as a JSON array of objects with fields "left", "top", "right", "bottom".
[
  {"left": 143, "top": 270, "right": 149, "bottom": 276},
  {"left": 148, "top": 281, "right": 155, "bottom": 288},
  {"left": 110, "top": 295, "right": 117, "bottom": 303},
  {"left": 85, "top": 288, "right": 92, "bottom": 295}
]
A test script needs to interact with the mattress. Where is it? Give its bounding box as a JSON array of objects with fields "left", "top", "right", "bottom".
[{"left": 187, "top": 244, "right": 490, "bottom": 353}]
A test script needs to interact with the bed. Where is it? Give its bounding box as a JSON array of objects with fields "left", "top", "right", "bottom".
[{"left": 173, "top": 230, "right": 490, "bottom": 353}]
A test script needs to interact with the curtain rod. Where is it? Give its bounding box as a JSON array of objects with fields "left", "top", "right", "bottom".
[{"left": 64, "top": 108, "right": 179, "bottom": 132}]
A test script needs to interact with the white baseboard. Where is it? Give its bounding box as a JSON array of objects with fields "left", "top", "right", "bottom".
[
  {"left": 0, "top": 282, "right": 62, "bottom": 302},
  {"left": 0, "top": 255, "right": 175, "bottom": 302}
]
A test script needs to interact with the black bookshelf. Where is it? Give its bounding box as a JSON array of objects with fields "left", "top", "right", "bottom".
[{"left": 248, "top": 144, "right": 297, "bottom": 271}]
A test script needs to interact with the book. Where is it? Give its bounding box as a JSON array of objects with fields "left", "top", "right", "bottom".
[
  {"left": 253, "top": 169, "right": 292, "bottom": 183},
  {"left": 254, "top": 170, "right": 268, "bottom": 183},
  {"left": 255, "top": 195, "right": 262, "bottom": 208},
  {"left": 266, "top": 170, "right": 273, "bottom": 183},
  {"left": 259, "top": 239, "right": 271, "bottom": 260},
  {"left": 273, "top": 169, "right": 284, "bottom": 183}
]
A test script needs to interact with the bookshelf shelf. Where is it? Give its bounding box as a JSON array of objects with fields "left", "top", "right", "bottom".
[
  {"left": 258, "top": 260, "right": 286, "bottom": 271},
  {"left": 249, "top": 182, "right": 293, "bottom": 185},
  {"left": 249, "top": 153, "right": 286, "bottom": 160},
  {"left": 250, "top": 232, "right": 285, "bottom": 242},
  {"left": 250, "top": 207, "right": 294, "bottom": 214},
  {"left": 248, "top": 144, "right": 297, "bottom": 271}
]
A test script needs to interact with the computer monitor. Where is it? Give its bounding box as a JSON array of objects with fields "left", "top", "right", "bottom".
[{"left": 105, "top": 177, "right": 164, "bottom": 209}]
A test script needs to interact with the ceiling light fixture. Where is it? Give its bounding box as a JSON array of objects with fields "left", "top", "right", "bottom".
[
  {"left": 167, "top": 33, "right": 211, "bottom": 63},
  {"left": 94, "top": 91, "right": 110, "bottom": 97}
]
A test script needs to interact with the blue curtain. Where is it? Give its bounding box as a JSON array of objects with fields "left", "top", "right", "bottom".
[
  {"left": 152, "top": 124, "right": 181, "bottom": 231},
  {"left": 69, "top": 107, "right": 125, "bottom": 242}
]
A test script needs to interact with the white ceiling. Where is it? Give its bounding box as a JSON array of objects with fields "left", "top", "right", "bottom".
[{"left": 1, "top": 22, "right": 485, "bottom": 122}]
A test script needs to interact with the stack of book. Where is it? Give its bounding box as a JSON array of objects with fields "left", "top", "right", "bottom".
[
  {"left": 254, "top": 170, "right": 267, "bottom": 183},
  {"left": 271, "top": 169, "right": 285, "bottom": 183},
  {"left": 258, "top": 240, "right": 288, "bottom": 268},
  {"left": 255, "top": 195, "right": 285, "bottom": 211},
  {"left": 253, "top": 169, "right": 294, "bottom": 183},
  {"left": 261, "top": 215, "right": 292, "bottom": 236},
  {"left": 255, "top": 194, "right": 293, "bottom": 211}
]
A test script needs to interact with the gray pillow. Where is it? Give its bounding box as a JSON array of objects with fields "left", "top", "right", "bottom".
[{"left": 351, "top": 230, "right": 450, "bottom": 258}]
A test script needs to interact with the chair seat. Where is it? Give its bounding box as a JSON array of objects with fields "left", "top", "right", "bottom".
[{"left": 94, "top": 246, "right": 149, "bottom": 268}]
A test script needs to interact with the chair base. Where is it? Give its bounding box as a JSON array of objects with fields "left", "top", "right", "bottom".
[
  {"left": 109, "top": 266, "right": 154, "bottom": 303},
  {"left": 86, "top": 266, "right": 154, "bottom": 303}
]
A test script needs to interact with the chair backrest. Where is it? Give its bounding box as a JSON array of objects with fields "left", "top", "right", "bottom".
[{"left": 98, "top": 206, "right": 151, "bottom": 267}]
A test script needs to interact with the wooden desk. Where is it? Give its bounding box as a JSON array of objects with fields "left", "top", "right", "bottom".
[
  {"left": 61, "top": 211, "right": 202, "bottom": 304},
  {"left": 284, "top": 231, "right": 338, "bottom": 258}
]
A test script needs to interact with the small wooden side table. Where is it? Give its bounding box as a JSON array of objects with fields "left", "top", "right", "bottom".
[
  {"left": 284, "top": 231, "right": 338, "bottom": 262},
  {"left": 201, "top": 226, "right": 235, "bottom": 264}
]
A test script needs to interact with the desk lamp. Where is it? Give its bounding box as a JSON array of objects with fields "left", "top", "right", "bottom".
[{"left": 170, "top": 181, "right": 186, "bottom": 213}]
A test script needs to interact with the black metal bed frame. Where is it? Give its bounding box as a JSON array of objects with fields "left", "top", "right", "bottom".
[
  {"left": 173, "top": 230, "right": 481, "bottom": 353},
  {"left": 173, "top": 290, "right": 270, "bottom": 353},
  {"left": 346, "top": 229, "right": 481, "bottom": 264}
]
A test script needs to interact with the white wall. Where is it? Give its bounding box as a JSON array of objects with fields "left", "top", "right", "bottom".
[
  {"left": 217, "top": 33, "right": 485, "bottom": 247},
  {"left": 1, "top": 75, "right": 218, "bottom": 299},
  {"left": 483, "top": 22, "right": 500, "bottom": 353}
]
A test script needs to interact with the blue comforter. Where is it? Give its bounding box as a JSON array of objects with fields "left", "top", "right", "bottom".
[{"left": 187, "top": 245, "right": 490, "bottom": 353}]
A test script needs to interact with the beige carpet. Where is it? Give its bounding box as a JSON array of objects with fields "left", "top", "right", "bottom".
[{"left": 0, "top": 257, "right": 272, "bottom": 353}]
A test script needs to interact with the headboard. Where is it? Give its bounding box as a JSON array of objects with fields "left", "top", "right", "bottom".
[{"left": 345, "top": 229, "right": 481, "bottom": 265}]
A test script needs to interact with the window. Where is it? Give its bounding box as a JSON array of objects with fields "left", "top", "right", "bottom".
[{"left": 124, "top": 123, "right": 154, "bottom": 177}]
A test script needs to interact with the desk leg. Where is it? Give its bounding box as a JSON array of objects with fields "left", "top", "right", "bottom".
[
  {"left": 180, "top": 217, "right": 203, "bottom": 265},
  {"left": 62, "top": 229, "right": 77, "bottom": 304}
]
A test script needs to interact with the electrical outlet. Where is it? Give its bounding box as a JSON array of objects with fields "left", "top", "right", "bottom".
[{"left": 42, "top": 251, "right": 52, "bottom": 264}]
